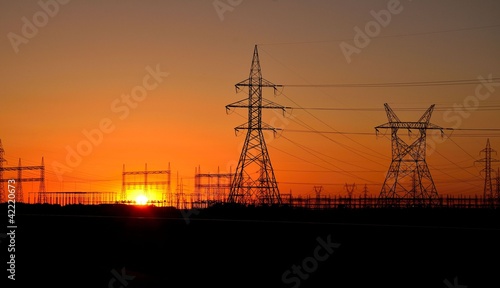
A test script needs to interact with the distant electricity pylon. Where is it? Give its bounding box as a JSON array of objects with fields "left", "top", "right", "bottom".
[
  {"left": 344, "top": 183, "right": 356, "bottom": 198},
  {"left": 226, "top": 45, "right": 285, "bottom": 205},
  {"left": 375, "top": 103, "right": 443, "bottom": 207},
  {"left": 0, "top": 139, "right": 46, "bottom": 203},
  {"left": 475, "top": 139, "right": 499, "bottom": 200}
]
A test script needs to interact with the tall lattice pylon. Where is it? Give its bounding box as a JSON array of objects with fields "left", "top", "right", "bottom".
[
  {"left": 0, "top": 140, "right": 46, "bottom": 203},
  {"left": 375, "top": 103, "right": 443, "bottom": 207},
  {"left": 226, "top": 45, "right": 285, "bottom": 205},
  {"left": 475, "top": 139, "right": 499, "bottom": 200}
]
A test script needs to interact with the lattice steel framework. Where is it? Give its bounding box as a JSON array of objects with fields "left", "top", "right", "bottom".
[
  {"left": 121, "top": 163, "right": 171, "bottom": 205},
  {"left": 344, "top": 183, "right": 356, "bottom": 198},
  {"left": 375, "top": 103, "right": 443, "bottom": 207},
  {"left": 475, "top": 139, "right": 499, "bottom": 200},
  {"left": 194, "top": 166, "right": 234, "bottom": 203},
  {"left": 226, "top": 45, "right": 285, "bottom": 205},
  {"left": 0, "top": 140, "right": 45, "bottom": 203}
]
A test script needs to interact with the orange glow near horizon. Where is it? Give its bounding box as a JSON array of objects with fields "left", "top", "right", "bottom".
[
  {"left": 135, "top": 194, "right": 148, "bottom": 205},
  {"left": 1, "top": 1, "right": 499, "bottom": 201},
  {"left": 127, "top": 189, "right": 163, "bottom": 203}
]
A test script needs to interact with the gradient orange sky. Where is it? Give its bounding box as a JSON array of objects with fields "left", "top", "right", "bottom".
[{"left": 1, "top": 0, "right": 500, "bottom": 199}]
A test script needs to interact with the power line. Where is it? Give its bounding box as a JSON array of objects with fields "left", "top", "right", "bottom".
[
  {"left": 432, "top": 150, "right": 482, "bottom": 183},
  {"left": 275, "top": 169, "right": 384, "bottom": 173},
  {"left": 289, "top": 106, "right": 500, "bottom": 111},
  {"left": 281, "top": 78, "right": 500, "bottom": 88},
  {"left": 280, "top": 134, "right": 378, "bottom": 173},
  {"left": 448, "top": 137, "right": 483, "bottom": 161},
  {"left": 279, "top": 91, "right": 390, "bottom": 161},
  {"left": 284, "top": 129, "right": 374, "bottom": 135},
  {"left": 257, "top": 23, "right": 500, "bottom": 46},
  {"left": 268, "top": 140, "right": 379, "bottom": 184},
  {"left": 283, "top": 129, "right": 500, "bottom": 136},
  {"left": 279, "top": 181, "right": 379, "bottom": 187}
]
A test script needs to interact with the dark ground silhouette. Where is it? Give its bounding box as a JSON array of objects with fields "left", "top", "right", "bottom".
[{"left": 2, "top": 203, "right": 499, "bottom": 288}]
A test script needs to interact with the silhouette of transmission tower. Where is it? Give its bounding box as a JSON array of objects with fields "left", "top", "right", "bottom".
[
  {"left": 0, "top": 139, "right": 46, "bottom": 203},
  {"left": 475, "top": 139, "right": 499, "bottom": 201},
  {"left": 375, "top": 103, "right": 443, "bottom": 207},
  {"left": 226, "top": 45, "right": 285, "bottom": 205}
]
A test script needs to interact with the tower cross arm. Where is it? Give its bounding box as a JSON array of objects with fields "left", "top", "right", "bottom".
[
  {"left": 235, "top": 77, "right": 282, "bottom": 87},
  {"left": 0, "top": 165, "right": 44, "bottom": 171},
  {"left": 234, "top": 122, "right": 283, "bottom": 132},
  {"left": 375, "top": 122, "right": 443, "bottom": 130},
  {"left": 261, "top": 98, "right": 288, "bottom": 111},
  {"left": 225, "top": 97, "right": 289, "bottom": 112},
  {"left": 235, "top": 78, "right": 283, "bottom": 95},
  {"left": 226, "top": 98, "right": 249, "bottom": 110},
  {"left": 475, "top": 157, "right": 500, "bottom": 163}
]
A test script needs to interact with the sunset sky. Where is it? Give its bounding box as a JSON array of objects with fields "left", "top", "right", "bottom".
[{"left": 1, "top": 0, "right": 500, "bottom": 200}]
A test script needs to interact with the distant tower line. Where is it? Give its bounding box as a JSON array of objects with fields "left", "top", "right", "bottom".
[
  {"left": 0, "top": 139, "right": 45, "bottom": 203},
  {"left": 314, "top": 185, "right": 323, "bottom": 207},
  {"left": 375, "top": 103, "right": 443, "bottom": 207},
  {"left": 121, "top": 163, "right": 171, "bottom": 204},
  {"left": 314, "top": 185, "right": 323, "bottom": 199},
  {"left": 362, "top": 184, "right": 369, "bottom": 198},
  {"left": 475, "top": 138, "right": 499, "bottom": 200},
  {"left": 226, "top": 45, "right": 285, "bottom": 205},
  {"left": 344, "top": 183, "right": 356, "bottom": 198}
]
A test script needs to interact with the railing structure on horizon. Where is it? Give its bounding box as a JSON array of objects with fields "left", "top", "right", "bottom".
[
  {"left": 280, "top": 194, "right": 500, "bottom": 209},
  {"left": 20, "top": 192, "right": 500, "bottom": 209},
  {"left": 28, "top": 191, "right": 117, "bottom": 206}
]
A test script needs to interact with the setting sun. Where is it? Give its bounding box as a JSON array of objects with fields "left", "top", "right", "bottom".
[{"left": 136, "top": 195, "right": 148, "bottom": 205}]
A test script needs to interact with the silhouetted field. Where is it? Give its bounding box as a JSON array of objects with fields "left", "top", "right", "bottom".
[{"left": 3, "top": 203, "right": 500, "bottom": 288}]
